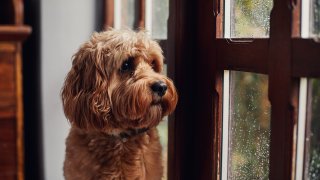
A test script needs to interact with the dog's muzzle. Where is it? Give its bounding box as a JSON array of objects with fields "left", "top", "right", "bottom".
[{"left": 151, "top": 81, "right": 167, "bottom": 97}]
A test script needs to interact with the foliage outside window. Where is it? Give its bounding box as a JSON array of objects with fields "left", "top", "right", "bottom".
[
  {"left": 306, "top": 79, "right": 320, "bottom": 179},
  {"left": 228, "top": 72, "right": 270, "bottom": 180}
]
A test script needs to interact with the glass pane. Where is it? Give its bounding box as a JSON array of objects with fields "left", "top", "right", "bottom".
[
  {"left": 312, "top": 0, "right": 320, "bottom": 36},
  {"left": 121, "top": 0, "right": 136, "bottom": 29},
  {"left": 228, "top": 71, "right": 271, "bottom": 179},
  {"left": 152, "top": 0, "right": 169, "bottom": 39},
  {"left": 226, "top": 0, "right": 273, "bottom": 38},
  {"left": 157, "top": 117, "right": 168, "bottom": 180},
  {"left": 304, "top": 79, "right": 320, "bottom": 180},
  {"left": 157, "top": 64, "right": 168, "bottom": 180}
]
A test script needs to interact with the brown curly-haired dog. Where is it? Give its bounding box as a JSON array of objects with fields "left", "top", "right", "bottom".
[{"left": 61, "top": 29, "right": 178, "bottom": 180}]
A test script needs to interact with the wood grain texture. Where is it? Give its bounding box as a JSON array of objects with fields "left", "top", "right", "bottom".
[
  {"left": 0, "top": 46, "right": 16, "bottom": 119},
  {"left": 194, "top": 0, "right": 217, "bottom": 179},
  {"left": 268, "top": 0, "right": 296, "bottom": 179},
  {"left": 167, "top": 0, "right": 198, "bottom": 179},
  {"left": 0, "top": 26, "right": 31, "bottom": 41},
  {"left": 0, "top": 118, "right": 17, "bottom": 180},
  {"left": 15, "top": 43, "right": 24, "bottom": 180},
  {"left": 0, "top": 42, "right": 24, "bottom": 180},
  {"left": 13, "top": 0, "right": 24, "bottom": 25},
  {"left": 291, "top": 0, "right": 301, "bottom": 37},
  {"left": 104, "top": 0, "right": 114, "bottom": 29},
  {"left": 136, "top": 0, "right": 145, "bottom": 28},
  {"left": 292, "top": 39, "right": 320, "bottom": 77},
  {"left": 216, "top": 39, "right": 269, "bottom": 74}
]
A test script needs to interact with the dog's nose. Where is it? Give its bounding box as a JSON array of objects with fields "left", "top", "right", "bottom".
[{"left": 151, "top": 81, "right": 167, "bottom": 97}]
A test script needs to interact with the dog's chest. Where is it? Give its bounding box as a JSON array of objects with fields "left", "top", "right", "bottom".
[
  {"left": 88, "top": 135, "right": 149, "bottom": 179},
  {"left": 72, "top": 131, "right": 162, "bottom": 180},
  {"left": 64, "top": 129, "right": 162, "bottom": 180}
]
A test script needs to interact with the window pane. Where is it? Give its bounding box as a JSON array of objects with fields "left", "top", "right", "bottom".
[
  {"left": 121, "top": 0, "right": 136, "bottom": 29},
  {"left": 157, "top": 118, "right": 168, "bottom": 180},
  {"left": 225, "top": 0, "right": 273, "bottom": 38},
  {"left": 157, "top": 64, "right": 168, "bottom": 180},
  {"left": 152, "top": 0, "right": 169, "bottom": 39},
  {"left": 228, "top": 71, "right": 271, "bottom": 179},
  {"left": 312, "top": 0, "right": 320, "bottom": 36},
  {"left": 305, "top": 79, "right": 320, "bottom": 180}
]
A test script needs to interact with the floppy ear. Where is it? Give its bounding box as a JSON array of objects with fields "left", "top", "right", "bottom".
[{"left": 61, "top": 44, "right": 112, "bottom": 130}]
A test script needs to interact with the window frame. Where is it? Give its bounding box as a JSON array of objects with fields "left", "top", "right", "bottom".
[{"left": 169, "top": 0, "right": 320, "bottom": 179}]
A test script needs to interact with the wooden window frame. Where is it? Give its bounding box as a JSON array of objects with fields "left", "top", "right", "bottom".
[{"left": 168, "top": 0, "right": 320, "bottom": 179}]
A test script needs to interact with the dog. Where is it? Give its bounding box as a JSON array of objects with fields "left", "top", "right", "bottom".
[{"left": 61, "top": 29, "right": 178, "bottom": 180}]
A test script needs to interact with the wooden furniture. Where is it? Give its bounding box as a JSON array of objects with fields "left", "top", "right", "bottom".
[{"left": 0, "top": 0, "right": 31, "bottom": 179}]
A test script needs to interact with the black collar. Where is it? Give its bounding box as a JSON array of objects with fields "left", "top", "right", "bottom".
[{"left": 119, "top": 127, "right": 150, "bottom": 142}]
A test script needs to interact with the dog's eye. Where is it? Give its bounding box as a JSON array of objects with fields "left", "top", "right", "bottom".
[
  {"left": 120, "top": 57, "right": 134, "bottom": 72},
  {"left": 151, "top": 60, "right": 156, "bottom": 67},
  {"left": 151, "top": 60, "right": 159, "bottom": 72},
  {"left": 121, "top": 62, "right": 130, "bottom": 71},
  {"left": 151, "top": 60, "right": 157, "bottom": 69}
]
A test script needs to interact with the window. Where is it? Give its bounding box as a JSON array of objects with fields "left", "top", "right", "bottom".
[
  {"left": 222, "top": 71, "right": 271, "bottom": 180},
  {"left": 304, "top": 79, "right": 320, "bottom": 179},
  {"left": 296, "top": 78, "right": 320, "bottom": 180},
  {"left": 224, "top": 0, "right": 272, "bottom": 38},
  {"left": 295, "top": 1, "right": 320, "bottom": 180},
  {"left": 221, "top": 1, "right": 273, "bottom": 179},
  {"left": 168, "top": 0, "right": 320, "bottom": 179}
]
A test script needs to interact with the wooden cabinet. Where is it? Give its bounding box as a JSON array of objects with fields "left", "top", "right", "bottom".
[{"left": 0, "top": 0, "right": 31, "bottom": 179}]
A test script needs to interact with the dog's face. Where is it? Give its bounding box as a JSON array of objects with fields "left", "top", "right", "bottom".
[{"left": 61, "top": 29, "right": 178, "bottom": 131}]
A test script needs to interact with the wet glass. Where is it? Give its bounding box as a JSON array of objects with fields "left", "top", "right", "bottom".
[
  {"left": 227, "top": 0, "right": 273, "bottom": 38},
  {"left": 157, "top": 117, "right": 168, "bottom": 180},
  {"left": 228, "top": 71, "right": 271, "bottom": 179},
  {"left": 153, "top": 0, "right": 169, "bottom": 176},
  {"left": 121, "top": 0, "right": 136, "bottom": 29},
  {"left": 157, "top": 65, "right": 168, "bottom": 180},
  {"left": 152, "top": 0, "right": 169, "bottom": 39},
  {"left": 304, "top": 79, "right": 320, "bottom": 180},
  {"left": 311, "top": 0, "right": 320, "bottom": 36}
]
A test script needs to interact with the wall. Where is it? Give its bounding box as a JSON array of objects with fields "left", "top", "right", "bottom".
[{"left": 41, "top": 1, "right": 95, "bottom": 179}]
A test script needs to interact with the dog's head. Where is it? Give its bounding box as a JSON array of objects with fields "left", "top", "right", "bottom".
[{"left": 61, "top": 29, "right": 178, "bottom": 131}]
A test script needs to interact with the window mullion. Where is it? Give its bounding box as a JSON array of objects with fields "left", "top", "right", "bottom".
[
  {"left": 268, "top": 0, "right": 297, "bottom": 179},
  {"left": 104, "top": 0, "right": 114, "bottom": 29}
]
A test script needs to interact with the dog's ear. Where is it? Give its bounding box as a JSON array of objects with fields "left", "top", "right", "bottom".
[{"left": 61, "top": 43, "right": 112, "bottom": 130}]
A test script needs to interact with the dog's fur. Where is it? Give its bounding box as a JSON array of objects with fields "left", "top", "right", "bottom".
[{"left": 61, "top": 29, "right": 178, "bottom": 180}]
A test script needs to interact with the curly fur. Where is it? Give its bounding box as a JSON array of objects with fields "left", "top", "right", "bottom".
[{"left": 61, "top": 29, "right": 178, "bottom": 180}]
